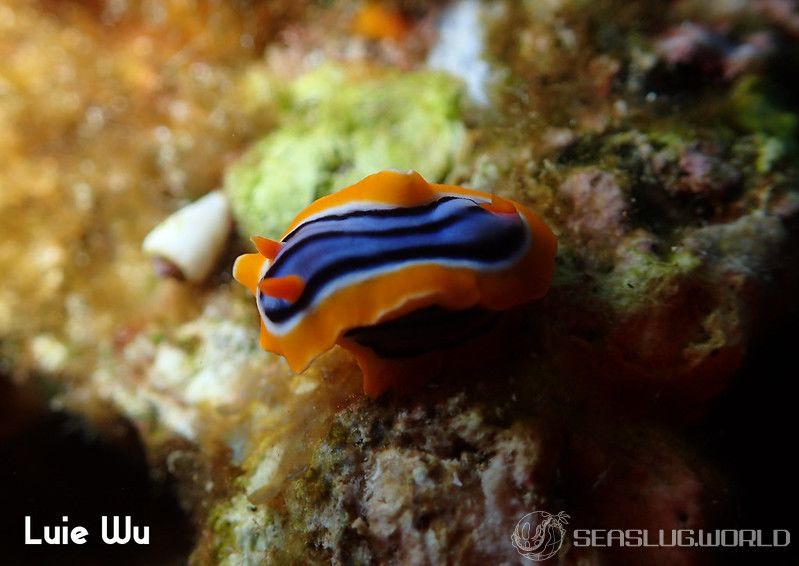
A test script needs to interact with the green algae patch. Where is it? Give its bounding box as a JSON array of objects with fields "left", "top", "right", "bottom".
[
  {"left": 729, "top": 76, "right": 797, "bottom": 141},
  {"left": 225, "top": 65, "right": 468, "bottom": 238},
  {"left": 726, "top": 76, "right": 797, "bottom": 172},
  {"left": 600, "top": 245, "right": 702, "bottom": 313}
]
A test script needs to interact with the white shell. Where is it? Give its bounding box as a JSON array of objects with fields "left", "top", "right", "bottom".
[{"left": 143, "top": 191, "right": 231, "bottom": 282}]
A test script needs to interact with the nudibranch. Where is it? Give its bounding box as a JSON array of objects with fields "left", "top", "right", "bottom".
[{"left": 233, "top": 170, "right": 557, "bottom": 397}]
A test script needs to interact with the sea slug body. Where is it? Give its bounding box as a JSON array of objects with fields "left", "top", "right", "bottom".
[{"left": 233, "top": 170, "right": 557, "bottom": 397}]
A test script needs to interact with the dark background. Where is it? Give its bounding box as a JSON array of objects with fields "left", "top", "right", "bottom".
[{"left": 0, "top": 390, "right": 194, "bottom": 566}]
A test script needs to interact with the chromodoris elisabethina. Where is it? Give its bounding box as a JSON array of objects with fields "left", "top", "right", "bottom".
[{"left": 233, "top": 170, "right": 557, "bottom": 398}]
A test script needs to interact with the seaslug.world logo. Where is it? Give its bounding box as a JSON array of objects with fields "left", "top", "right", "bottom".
[
  {"left": 24, "top": 515, "right": 150, "bottom": 545},
  {"left": 511, "top": 510, "right": 570, "bottom": 561},
  {"left": 511, "top": 509, "right": 792, "bottom": 561}
]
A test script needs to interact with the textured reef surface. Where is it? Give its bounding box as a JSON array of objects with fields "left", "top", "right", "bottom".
[{"left": 2, "top": 1, "right": 798, "bottom": 564}]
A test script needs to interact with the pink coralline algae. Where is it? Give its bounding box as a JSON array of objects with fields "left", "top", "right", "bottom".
[
  {"left": 558, "top": 169, "right": 628, "bottom": 251},
  {"left": 656, "top": 22, "right": 774, "bottom": 80}
]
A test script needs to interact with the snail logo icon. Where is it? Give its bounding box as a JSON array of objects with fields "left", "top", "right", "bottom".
[{"left": 511, "top": 510, "right": 570, "bottom": 561}]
